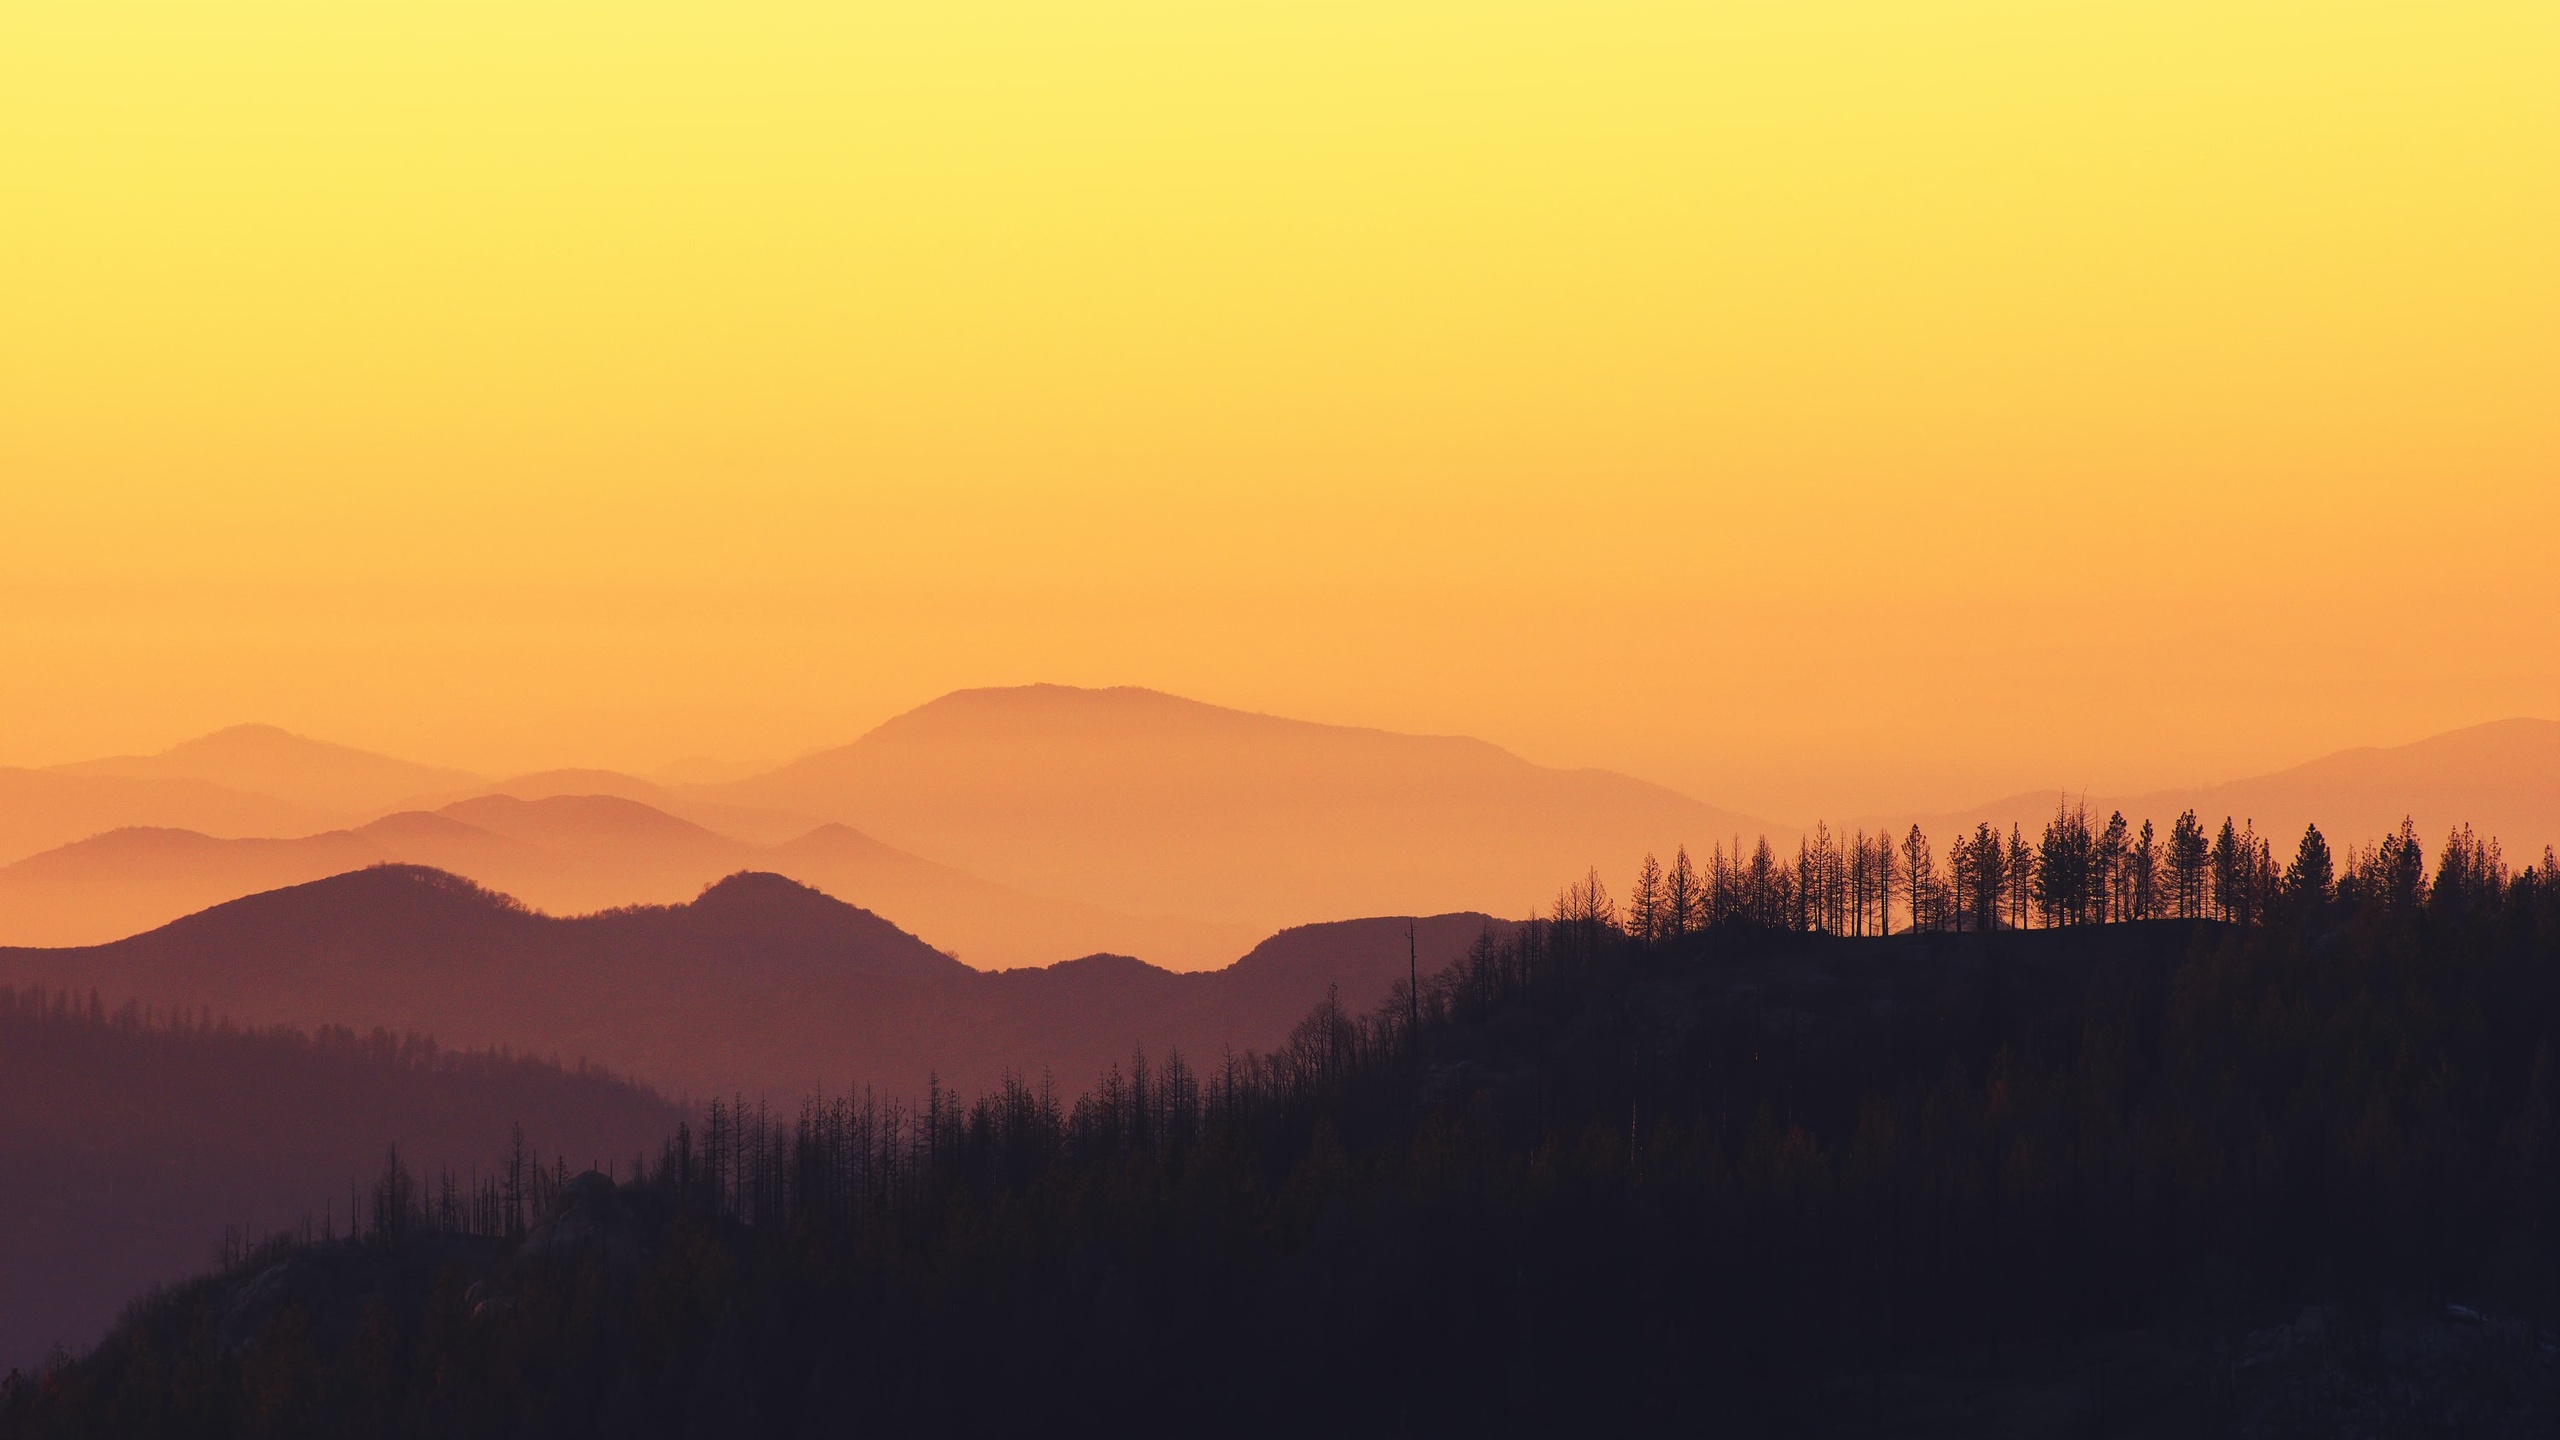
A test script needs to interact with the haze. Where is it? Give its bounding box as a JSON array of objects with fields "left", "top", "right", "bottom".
[{"left": 4, "top": 1, "right": 2556, "bottom": 819}]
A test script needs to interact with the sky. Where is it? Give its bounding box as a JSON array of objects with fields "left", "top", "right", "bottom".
[{"left": 3, "top": 0, "right": 2555, "bottom": 820}]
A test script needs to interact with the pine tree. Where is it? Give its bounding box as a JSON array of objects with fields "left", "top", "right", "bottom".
[
  {"left": 2285, "top": 823, "right": 2334, "bottom": 912},
  {"left": 2095, "top": 811, "right": 2130, "bottom": 922},
  {"left": 1664, "top": 847, "right": 1700, "bottom": 939},
  {"left": 2168, "top": 810, "right": 2210, "bottom": 919},
  {"left": 2210, "top": 818, "right": 2241, "bottom": 922},
  {"left": 2130, "top": 819, "right": 2161, "bottom": 920},
  {"left": 1901, "top": 825, "right": 1935, "bottom": 933},
  {"left": 2007, "top": 823, "right": 2035, "bottom": 930},
  {"left": 1629, "top": 853, "right": 1665, "bottom": 943}
]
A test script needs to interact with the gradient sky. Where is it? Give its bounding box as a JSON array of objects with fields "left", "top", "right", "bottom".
[{"left": 3, "top": 1, "right": 2554, "bottom": 819}]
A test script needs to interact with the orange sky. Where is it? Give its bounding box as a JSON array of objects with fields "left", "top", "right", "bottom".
[{"left": 3, "top": 1, "right": 2555, "bottom": 819}]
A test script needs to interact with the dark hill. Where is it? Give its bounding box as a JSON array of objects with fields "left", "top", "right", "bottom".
[
  {"left": 0, "top": 986, "right": 676, "bottom": 1374},
  {"left": 0, "top": 868, "right": 1509, "bottom": 1103}
]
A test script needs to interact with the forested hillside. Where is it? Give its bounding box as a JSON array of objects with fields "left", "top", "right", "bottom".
[
  {"left": 0, "top": 993, "right": 676, "bottom": 1374},
  {"left": 11, "top": 817, "right": 2556, "bottom": 1435}
]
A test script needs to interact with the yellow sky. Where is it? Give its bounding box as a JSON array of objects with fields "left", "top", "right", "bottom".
[{"left": 2, "top": 1, "right": 2554, "bottom": 818}]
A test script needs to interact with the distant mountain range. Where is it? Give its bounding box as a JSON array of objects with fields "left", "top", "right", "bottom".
[
  {"left": 0, "top": 691, "right": 1768, "bottom": 961},
  {"left": 6, "top": 694, "right": 2553, "bottom": 962},
  {"left": 51, "top": 723, "right": 482, "bottom": 815},
  {"left": 0, "top": 794, "right": 1257, "bottom": 967},
  {"left": 701, "top": 685, "right": 1769, "bottom": 929},
  {"left": 0, "top": 766, "right": 341, "bottom": 871},
  {"left": 0, "top": 866, "right": 1510, "bottom": 1103},
  {"left": 1889, "top": 717, "right": 2560, "bottom": 860}
]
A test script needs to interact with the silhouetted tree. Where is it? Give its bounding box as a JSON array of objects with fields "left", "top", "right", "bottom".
[
  {"left": 2283, "top": 823, "right": 2334, "bottom": 917},
  {"left": 2129, "top": 819, "right": 2161, "bottom": 920},
  {"left": 1664, "top": 847, "right": 1701, "bottom": 940},
  {"left": 2168, "top": 810, "right": 2210, "bottom": 918},
  {"left": 1901, "top": 826, "right": 1937, "bottom": 933},
  {"left": 2095, "top": 811, "right": 2130, "bottom": 922},
  {"left": 2006, "top": 823, "right": 2034, "bottom": 930},
  {"left": 2035, "top": 802, "right": 2094, "bottom": 926},
  {"left": 1628, "top": 853, "right": 1666, "bottom": 942}
]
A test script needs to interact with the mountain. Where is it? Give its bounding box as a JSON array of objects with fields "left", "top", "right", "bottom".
[
  {"left": 50, "top": 723, "right": 481, "bottom": 816},
  {"left": 0, "top": 769, "right": 341, "bottom": 868},
  {"left": 701, "top": 684, "right": 1770, "bottom": 930},
  {"left": 425, "top": 768, "right": 825, "bottom": 846},
  {"left": 0, "top": 985, "right": 677, "bottom": 1373},
  {"left": 0, "top": 803, "right": 631, "bottom": 950},
  {"left": 432, "top": 794, "right": 750, "bottom": 903},
  {"left": 1899, "top": 717, "right": 2560, "bottom": 860},
  {"left": 0, "top": 796, "right": 1258, "bottom": 967},
  {"left": 0, "top": 826, "right": 448, "bottom": 948},
  {"left": 764, "top": 823, "right": 1258, "bottom": 970},
  {"left": 0, "top": 867, "right": 1510, "bottom": 1103}
]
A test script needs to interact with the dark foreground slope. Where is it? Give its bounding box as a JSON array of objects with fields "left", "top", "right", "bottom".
[
  {"left": 0, "top": 990, "right": 676, "bottom": 1374},
  {"left": 0, "top": 867, "right": 1506, "bottom": 1101},
  {"left": 14, "top": 873, "right": 2559, "bottom": 1438}
]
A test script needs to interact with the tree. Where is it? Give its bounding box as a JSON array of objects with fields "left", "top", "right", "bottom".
[
  {"left": 2035, "top": 803, "right": 2095, "bottom": 927},
  {"left": 1956, "top": 823, "right": 2005, "bottom": 932},
  {"left": 1901, "top": 826, "right": 1936, "bottom": 934},
  {"left": 2283, "top": 824, "right": 2334, "bottom": 914},
  {"left": 2095, "top": 812, "right": 2130, "bottom": 922},
  {"left": 2432, "top": 823, "right": 2505, "bottom": 920},
  {"left": 1807, "top": 823, "right": 1845, "bottom": 934},
  {"left": 1548, "top": 870, "right": 1620, "bottom": 971},
  {"left": 1664, "top": 847, "right": 1700, "bottom": 940},
  {"left": 1869, "top": 832, "right": 1901, "bottom": 936},
  {"left": 1853, "top": 830, "right": 1873, "bottom": 932},
  {"left": 2129, "top": 819, "right": 2161, "bottom": 921},
  {"left": 1628, "top": 854, "right": 1665, "bottom": 943},
  {"left": 1747, "top": 838, "right": 1783, "bottom": 927},
  {"left": 2210, "top": 818, "right": 2241, "bottom": 923},
  {"left": 2007, "top": 824, "right": 2035, "bottom": 930},
  {"left": 2383, "top": 817, "right": 2425, "bottom": 912},
  {"left": 2168, "top": 811, "right": 2210, "bottom": 919}
]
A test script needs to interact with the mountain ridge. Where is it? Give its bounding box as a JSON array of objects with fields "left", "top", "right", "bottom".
[
  {"left": 52, "top": 723, "right": 482, "bottom": 815},
  {"left": 0, "top": 865, "right": 1510, "bottom": 1104},
  {"left": 1889, "top": 715, "right": 2560, "bottom": 858},
  {"left": 0, "top": 796, "right": 1259, "bottom": 967},
  {"left": 704, "top": 683, "right": 1770, "bottom": 928}
]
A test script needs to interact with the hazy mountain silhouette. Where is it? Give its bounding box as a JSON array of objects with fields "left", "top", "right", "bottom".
[
  {"left": 0, "top": 824, "right": 497, "bottom": 947},
  {"left": 0, "top": 986, "right": 676, "bottom": 1373},
  {"left": 0, "top": 866, "right": 1506, "bottom": 1103},
  {"left": 0, "top": 796, "right": 1257, "bottom": 967},
  {"left": 0, "top": 769, "right": 340, "bottom": 868},
  {"left": 1898, "top": 717, "right": 2560, "bottom": 857},
  {"left": 413, "top": 768, "right": 825, "bottom": 846},
  {"left": 51, "top": 723, "right": 481, "bottom": 816},
  {"left": 701, "top": 684, "right": 1770, "bottom": 929},
  {"left": 763, "top": 822, "right": 1258, "bottom": 970}
]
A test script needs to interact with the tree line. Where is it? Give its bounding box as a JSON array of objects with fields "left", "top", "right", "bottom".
[{"left": 1609, "top": 807, "right": 2526, "bottom": 940}]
